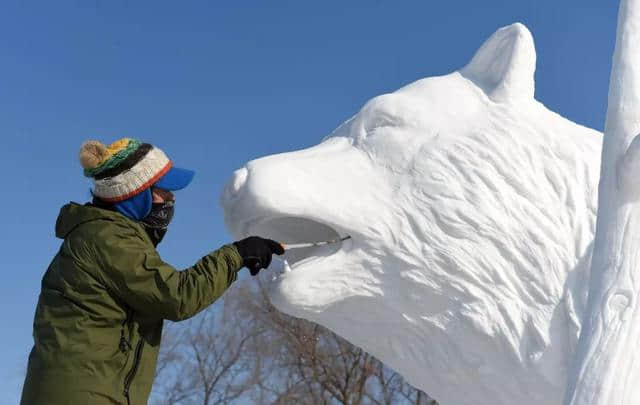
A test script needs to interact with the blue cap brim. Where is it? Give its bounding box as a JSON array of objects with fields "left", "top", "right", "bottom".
[{"left": 154, "top": 167, "right": 195, "bottom": 191}]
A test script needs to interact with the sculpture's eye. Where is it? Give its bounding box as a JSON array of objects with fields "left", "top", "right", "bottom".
[
  {"left": 364, "top": 111, "right": 401, "bottom": 134},
  {"left": 360, "top": 94, "right": 405, "bottom": 137}
]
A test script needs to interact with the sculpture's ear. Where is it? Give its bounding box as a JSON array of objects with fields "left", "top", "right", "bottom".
[{"left": 460, "top": 23, "right": 536, "bottom": 103}]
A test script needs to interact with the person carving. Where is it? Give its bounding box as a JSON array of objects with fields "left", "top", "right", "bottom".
[{"left": 20, "top": 138, "right": 284, "bottom": 405}]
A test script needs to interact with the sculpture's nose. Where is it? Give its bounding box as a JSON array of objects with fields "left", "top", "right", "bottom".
[
  {"left": 221, "top": 167, "right": 248, "bottom": 205},
  {"left": 229, "top": 167, "right": 248, "bottom": 195}
]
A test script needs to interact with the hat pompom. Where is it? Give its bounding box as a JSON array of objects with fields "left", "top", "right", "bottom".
[{"left": 79, "top": 140, "right": 108, "bottom": 170}]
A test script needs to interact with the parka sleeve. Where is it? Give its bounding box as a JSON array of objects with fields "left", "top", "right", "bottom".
[{"left": 96, "top": 224, "right": 244, "bottom": 321}]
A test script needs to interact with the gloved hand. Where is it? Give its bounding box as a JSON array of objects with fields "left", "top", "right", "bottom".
[{"left": 233, "top": 236, "right": 285, "bottom": 276}]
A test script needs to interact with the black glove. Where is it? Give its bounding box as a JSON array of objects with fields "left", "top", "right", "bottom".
[{"left": 233, "top": 236, "right": 285, "bottom": 276}]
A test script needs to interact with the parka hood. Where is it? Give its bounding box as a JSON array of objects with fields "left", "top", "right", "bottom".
[{"left": 55, "top": 202, "right": 131, "bottom": 239}]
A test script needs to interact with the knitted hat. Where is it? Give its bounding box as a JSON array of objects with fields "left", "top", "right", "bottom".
[{"left": 79, "top": 138, "right": 192, "bottom": 202}]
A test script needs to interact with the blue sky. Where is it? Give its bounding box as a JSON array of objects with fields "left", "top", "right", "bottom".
[{"left": 1, "top": 1, "right": 618, "bottom": 402}]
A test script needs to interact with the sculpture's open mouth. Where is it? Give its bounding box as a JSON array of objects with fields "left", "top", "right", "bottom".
[{"left": 247, "top": 216, "right": 344, "bottom": 269}]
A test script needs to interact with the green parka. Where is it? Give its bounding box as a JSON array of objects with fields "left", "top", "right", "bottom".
[{"left": 21, "top": 202, "right": 243, "bottom": 405}]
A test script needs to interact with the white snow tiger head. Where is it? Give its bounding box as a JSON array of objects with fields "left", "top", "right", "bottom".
[{"left": 221, "top": 23, "right": 602, "bottom": 405}]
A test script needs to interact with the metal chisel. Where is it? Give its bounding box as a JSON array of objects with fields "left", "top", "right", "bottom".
[{"left": 281, "top": 235, "right": 351, "bottom": 250}]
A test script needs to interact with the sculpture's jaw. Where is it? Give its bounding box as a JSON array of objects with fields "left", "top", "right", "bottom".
[
  {"left": 228, "top": 210, "right": 379, "bottom": 315},
  {"left": 247, "top": 216, "right": 345, "bottom": 270}
]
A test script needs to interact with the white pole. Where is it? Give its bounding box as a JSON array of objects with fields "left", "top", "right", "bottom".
[{"left": 566, "top": 0, "right": 640, "bottom": 403}]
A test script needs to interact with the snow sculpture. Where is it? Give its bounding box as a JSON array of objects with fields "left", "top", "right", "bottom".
[
  {"left": 566, "top": 0, "right": 640, "bottom": 403},
  {"left": 221, "top": 23, "right": 603, "bottom": 405}
]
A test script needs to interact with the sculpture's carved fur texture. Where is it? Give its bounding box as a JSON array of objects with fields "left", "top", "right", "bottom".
[{"left": 221, "top": 24, "right": 602, "bottom": 405}]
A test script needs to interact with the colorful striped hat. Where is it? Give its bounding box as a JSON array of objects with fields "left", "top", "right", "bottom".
[{"left": 79, "top": 138, "right": 189, "bottom": 202}]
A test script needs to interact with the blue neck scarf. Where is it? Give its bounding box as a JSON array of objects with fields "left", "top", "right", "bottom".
[{"left": 114, "top": 188, "right": 152, "bottom": 221}]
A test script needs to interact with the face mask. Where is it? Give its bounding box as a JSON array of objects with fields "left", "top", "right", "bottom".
[{"left": 142, "top": 201, "right": 175, "bottom": 246}]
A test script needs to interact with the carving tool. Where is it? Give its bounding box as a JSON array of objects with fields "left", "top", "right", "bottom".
[{"left": 281, "top": 235, "right": 351, "bottom": 250}]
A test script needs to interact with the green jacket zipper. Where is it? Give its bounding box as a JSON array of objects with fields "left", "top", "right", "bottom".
[{"left": 123, "top": 338, "right": 144, "bottom": 405}]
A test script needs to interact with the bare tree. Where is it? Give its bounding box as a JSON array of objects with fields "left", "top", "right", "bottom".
[{"left": 152, "top": 284, "right": 267, "bottom": 405}]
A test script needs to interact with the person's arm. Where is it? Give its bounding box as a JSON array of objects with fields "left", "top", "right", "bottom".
[{"left": 96, "top": 223, "right": 243, "bottom": 321}]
